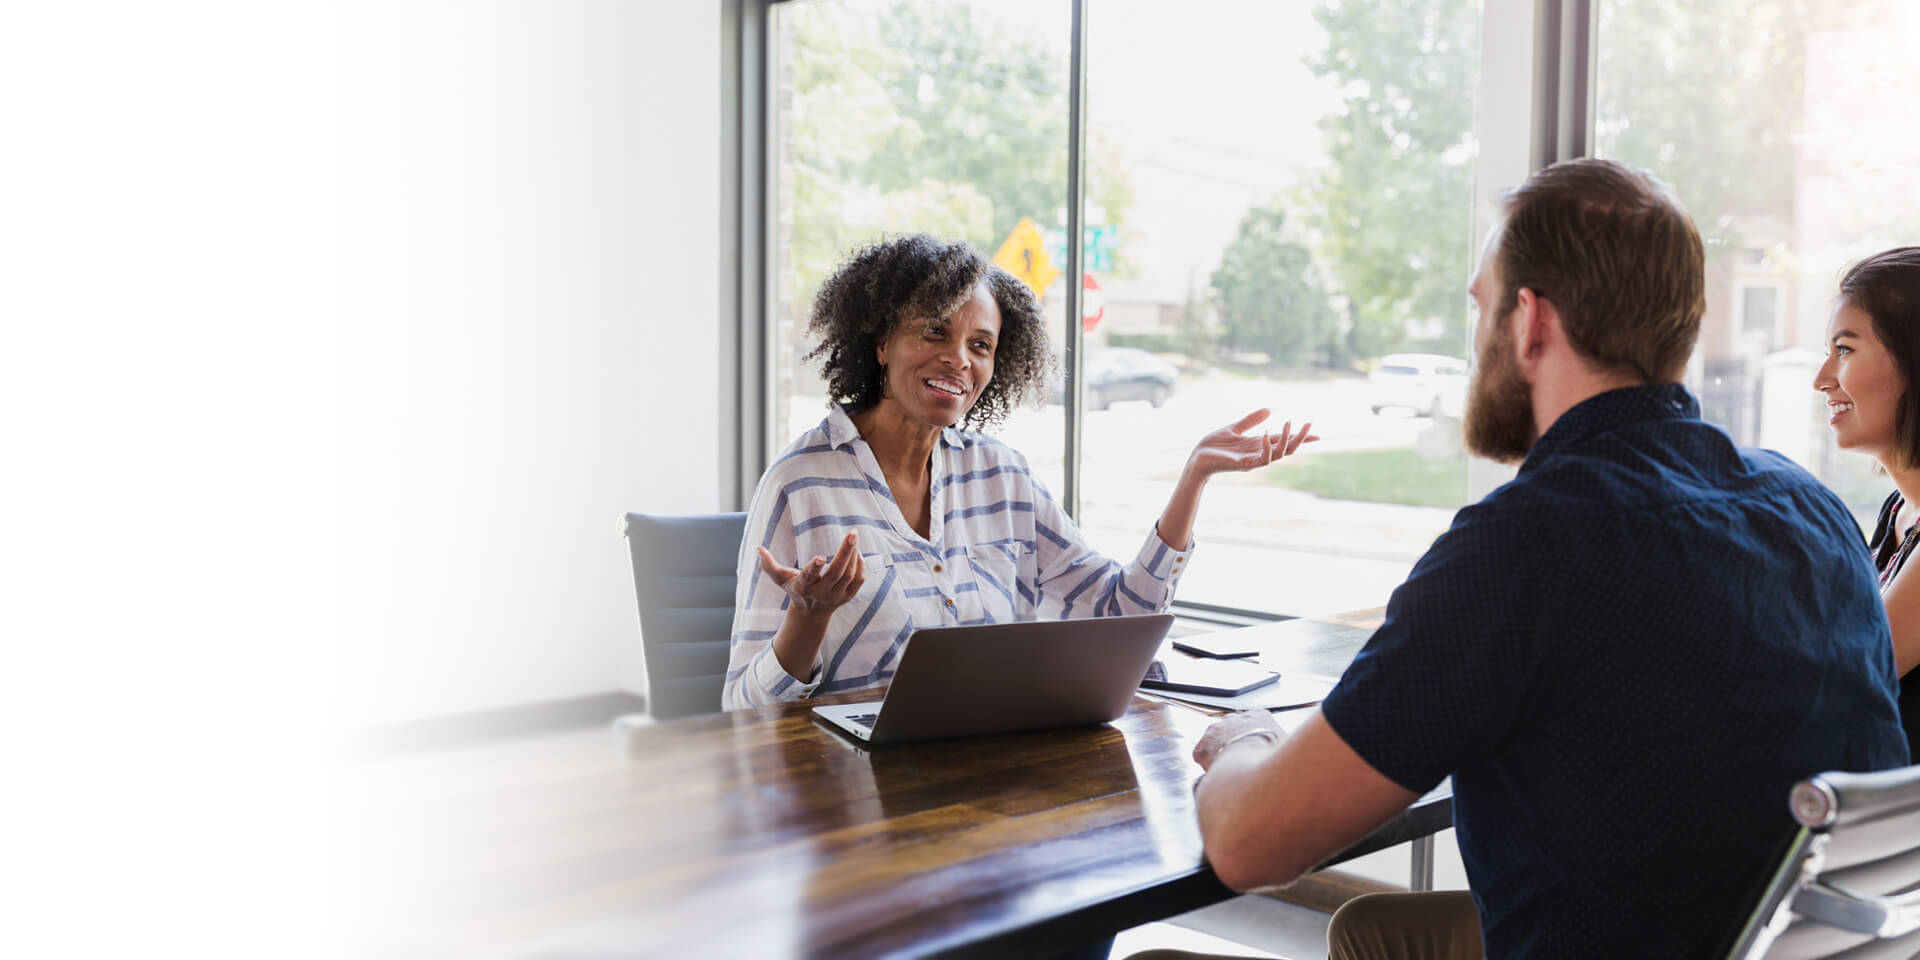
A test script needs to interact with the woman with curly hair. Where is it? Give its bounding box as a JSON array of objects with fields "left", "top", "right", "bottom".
[{"left": 723, "top": 234, "right": 1316, "bottom": 709}]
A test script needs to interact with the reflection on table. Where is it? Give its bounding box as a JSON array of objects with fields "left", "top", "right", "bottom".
[{"left": 348, "top": 612, "right": 1451, "bottom": 959}]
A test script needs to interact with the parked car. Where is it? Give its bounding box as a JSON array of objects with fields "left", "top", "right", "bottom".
[
  {"left": 1369, "top": 353, "right": 1468, "bottom": 418},
  {"left": 1044, "top": 347, "right": 1179, "bottom": 409}
]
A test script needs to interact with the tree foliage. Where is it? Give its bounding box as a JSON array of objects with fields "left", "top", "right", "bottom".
[
  {"left": 1594, "top": 0, "right": 1842, "bottom": 251},
  {"left": 784, "top": 1, "right": 1135, "bottom": 305},
  {"left": 1210, "top": 205, "right": 1336, "bottom": 365},
  {"left": 1300, "top": 0, "right": 1480, "bottom": 366},
  {"left": 1288, "top": 0, "right": 1852, "bottom": 367}
]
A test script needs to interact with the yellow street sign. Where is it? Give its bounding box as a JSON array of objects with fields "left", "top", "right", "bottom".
[{"left": 992, "top": 217, "right": 1060, "bottom": 298}]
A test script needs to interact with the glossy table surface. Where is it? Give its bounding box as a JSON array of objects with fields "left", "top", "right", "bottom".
[{"left": 349, "top": 613, "right": 1451, "bottom": 959}]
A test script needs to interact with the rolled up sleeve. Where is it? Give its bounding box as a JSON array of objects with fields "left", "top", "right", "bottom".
[
  {"left": 1030, "top": 485, "right": 1190, "bottom": 619},
  {"left": 726, "top": 634, "right": 820, "bottom": 709},
  {"left": 722, "top": 472, "right": 825, "bottom": 710}
]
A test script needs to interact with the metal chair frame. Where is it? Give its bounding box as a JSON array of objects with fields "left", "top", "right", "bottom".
[{"left": 1726, "top": 764, "right": 1920, "bottom": 959}]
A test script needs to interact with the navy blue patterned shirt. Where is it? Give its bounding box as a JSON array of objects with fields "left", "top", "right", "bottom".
[{"left": 1321, "top": 384, "right": 1909, "bottom": 960}]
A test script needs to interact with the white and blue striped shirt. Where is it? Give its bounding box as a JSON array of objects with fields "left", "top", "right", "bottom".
[{"left": 723, "top": 405, "right": 1191, "bottom": 709}]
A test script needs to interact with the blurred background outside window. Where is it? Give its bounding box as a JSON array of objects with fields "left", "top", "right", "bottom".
[
  {"left": 769, "top": 0, "right": 1071, "bottom": 496},
  {"left": 767, "top": 0, "right": 1920, "bottom": 618},
  {"left": 1596, "top": 0, "right": 1920, "bottom": 531},
  {"left": 1073, "top": 0, "right": 1478, "bottom": 616}
]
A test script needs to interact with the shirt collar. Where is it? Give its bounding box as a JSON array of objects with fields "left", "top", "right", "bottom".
[
  {"left": 824, "top": 404, "right": 969, "bottom": 450},
  {"left": 1520, "top": 383, "right": 1699, "bottom": 471}
]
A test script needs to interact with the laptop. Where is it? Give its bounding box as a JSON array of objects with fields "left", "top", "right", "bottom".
[{"left": 811, "top": 613, "right": 1174, "bottom": 745}]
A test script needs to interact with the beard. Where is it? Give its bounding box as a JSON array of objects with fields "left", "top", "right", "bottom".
[{"left": 1464, "top": 314, "right": 1538, "bottom": 464}]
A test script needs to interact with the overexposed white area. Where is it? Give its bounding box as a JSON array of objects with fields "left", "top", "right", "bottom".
[
  {"left": 4, "top": 1, "right": 719, "bottom": 955},
  {"left": 5, "top": 2, "right": 353, "bottom": 957},
  {"left": 1090, "top": 1, "right": 1342, "bottom": 304},
  {"left": 334, "top": 0, "right": 722, "bottom": 726}
]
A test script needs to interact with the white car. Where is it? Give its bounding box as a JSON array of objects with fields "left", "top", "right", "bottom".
[{"left": 1369, "top": 353, "right": 1468, "bottom": 418}]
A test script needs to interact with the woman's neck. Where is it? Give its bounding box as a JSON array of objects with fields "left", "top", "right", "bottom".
[
  {"left": 850, "top": 402, "right": 943, "bottom": 479},
  {"left": 1883, "top": 459, "right": 1920, "bottom": 531}
]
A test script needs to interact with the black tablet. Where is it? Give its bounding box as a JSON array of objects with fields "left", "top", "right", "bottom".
[
  {"left": 1140, "top": 658, "right": 1280, "bottom": 697},
  {"left": 1171, "top": 635, "right": 1260, "bottom": 659}
]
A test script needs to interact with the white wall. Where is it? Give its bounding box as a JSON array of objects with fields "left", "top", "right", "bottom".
[
  {"left": 334, "top": 0, "right": 723, "bottom": 725},
  {"left": 3, "top": 2, "right": 721, "bottom": 951}
]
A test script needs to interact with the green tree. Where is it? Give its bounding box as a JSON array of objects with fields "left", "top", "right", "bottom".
[
  {"left": 1302, "top": 0, "right": 1480, "bottom": 367},
  {"left": 785, "top": 0, "right": 1136, "bottom": 301},
  {"left": 1176, "top": 271, "right": 1215, "bottom": 360},
  {"left": 1210, "top": 205, "right": 1336, "bottom": 366},
  {"left": 1594, "top": 0, "right": 1862, "bottom": 248},
  {"left": 861, "top": 2, "right": 1067, "bottom": 248}
]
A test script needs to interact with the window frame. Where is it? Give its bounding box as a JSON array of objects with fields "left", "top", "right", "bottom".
[{"left": 727, "top": 0, "right": 1589, "bottom": 620}]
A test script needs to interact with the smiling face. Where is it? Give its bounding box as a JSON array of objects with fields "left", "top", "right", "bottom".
[
  {"left": 1815, "top": 300, "right": 1906, "bottom": 461},
  {"left": 875, "top": 281, "right": 1000, "bottom": 430}
]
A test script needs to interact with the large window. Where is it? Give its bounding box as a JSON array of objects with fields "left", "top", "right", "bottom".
[
  {"left": 1076, "top": 0, "right": 1480, "bottom": 616},
  {"left": 765, "top": 0, "right": 1484, "bottom": 620},
  {"left": 768, "top": 0, "right": 1070, "bottom": 496},
  {"left": 1595, "top": 0, "right": 1920, "bottom": 532},
  {"left": 758, "top": 0, "right": 1914, "bottom": 619}
]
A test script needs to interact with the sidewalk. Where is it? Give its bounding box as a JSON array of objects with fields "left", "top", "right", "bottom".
[
  {"left": 1075, "top": 480, "right": 1459, "bottom": 617},
  {"left": 1081, "top": 477, "right": 1457, "bottom": 564}
]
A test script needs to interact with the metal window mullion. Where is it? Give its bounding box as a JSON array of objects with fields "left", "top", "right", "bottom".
[
  {"left": 724, "top": 0, "right": 773, "bottom": 510},
  {"left": 1466, "top": 0, "right": 1576, "bottom": 504},
  {"left": 1532, "top": 0, "right": 1596, "bottom": 169},
  {"left": 1061, "top": 0, "right": 1089, "bottom": 520}
]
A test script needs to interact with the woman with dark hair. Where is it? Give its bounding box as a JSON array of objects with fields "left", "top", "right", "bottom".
[
  {"left": 1813, "top": 245, "right": 1920, "bottom": 757},
  {"left": 723, "top": 234, "right": 1315, "bottom": 709}
]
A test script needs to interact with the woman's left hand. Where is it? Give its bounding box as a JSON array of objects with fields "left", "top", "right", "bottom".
[{"left": 1187, "top": 408, "right": 1317, "bottom": 479}]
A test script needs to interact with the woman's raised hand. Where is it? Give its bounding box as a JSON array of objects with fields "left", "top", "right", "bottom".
[
  {"left": 1187, "top": 408, "right": 1318, "bottom": 479},
  {"left": 756, "top": 533, "right": 866, "bottom": 616}
]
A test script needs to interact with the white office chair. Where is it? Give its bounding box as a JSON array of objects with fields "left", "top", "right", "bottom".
[
  {"left": 621, "top": 511, "right": 748, "bottom": 719},
  {"left": 1724, "top": 763, "right": 1920, "bottom": 958}
]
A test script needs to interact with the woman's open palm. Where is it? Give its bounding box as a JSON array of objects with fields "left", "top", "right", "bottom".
[
  {"left": 1188, "top": 408, "right": 1317, "bottom": 478},
  {"left": 756, "top": 534, "right": 865, "bottom": 614}
]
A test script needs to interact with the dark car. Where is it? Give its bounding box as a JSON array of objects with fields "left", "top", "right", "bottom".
[{"left": 1049, "top": 347, "right": 1178, "bottom": 410}]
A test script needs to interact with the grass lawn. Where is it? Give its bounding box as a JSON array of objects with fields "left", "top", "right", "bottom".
[{"left": 1266, "top": 446, "right": 1467, "bottom": 508}]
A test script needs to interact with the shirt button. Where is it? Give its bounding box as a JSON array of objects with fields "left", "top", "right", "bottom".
[
  {"left": 933, "top": 563, "right": 943, "bottom": 573},
  {"left": 944, "top": 597, "right": 955, "bottom": 608}
]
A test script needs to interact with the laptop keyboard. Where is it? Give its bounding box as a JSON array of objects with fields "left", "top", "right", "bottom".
[{"left": 845, "top": 713, "right": 879, "bottom": 728}]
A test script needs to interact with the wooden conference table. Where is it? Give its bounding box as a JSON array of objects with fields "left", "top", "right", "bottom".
[{"left": 351, "top": 611, "right": 1453, "bottom": 959}]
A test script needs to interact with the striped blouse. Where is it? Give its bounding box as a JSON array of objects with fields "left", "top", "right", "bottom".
[{"left": 722, "top": 404, "right": 1190, "bottom": 709}]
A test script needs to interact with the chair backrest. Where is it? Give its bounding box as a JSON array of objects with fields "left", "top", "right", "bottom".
[
  {"left": 623, "top": 512, "right": 748, "bottom": 719},
  {"left": 1725, "top": 763, "right": 1920, "bottom": 959}
]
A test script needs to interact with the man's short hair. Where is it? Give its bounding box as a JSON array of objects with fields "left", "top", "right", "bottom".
[{"left": 1496, "top": 158, "right": 1706, "bottom": 383}]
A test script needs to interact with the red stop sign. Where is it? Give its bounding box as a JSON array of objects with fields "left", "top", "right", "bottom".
[{"left": 1082, "top": 272, "right": 1104, "bottom": 332}]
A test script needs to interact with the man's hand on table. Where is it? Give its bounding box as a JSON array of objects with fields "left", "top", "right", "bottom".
[{"left": 1193, "top": 710, "right": 1285, "bottom": 771}]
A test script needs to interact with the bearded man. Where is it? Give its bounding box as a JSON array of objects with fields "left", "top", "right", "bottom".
[{"left": 1170, "top": 159, "right": 1908, "bottom": 960}]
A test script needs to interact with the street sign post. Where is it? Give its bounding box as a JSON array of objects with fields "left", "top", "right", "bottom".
[
  {"left": 1081, "top": 272, "right": 1104, "bottom": 331},
  {"left": 1043, "top": 225, "right": 1117, "bottom": 274},
  {"left": 992, "top": 217, "right": 1061, "bottom": 298}
]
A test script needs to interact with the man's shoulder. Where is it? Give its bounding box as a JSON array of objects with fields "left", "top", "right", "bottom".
[
  {"left": 1732, "top": 443, "right": 1822, "bottom": 487},
  {"left": 1453, "top": 434, "right": 1861, "bottom": 589},
  {"left": 1501, "top": 422, "right": 1828, "bottom": 516}
]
